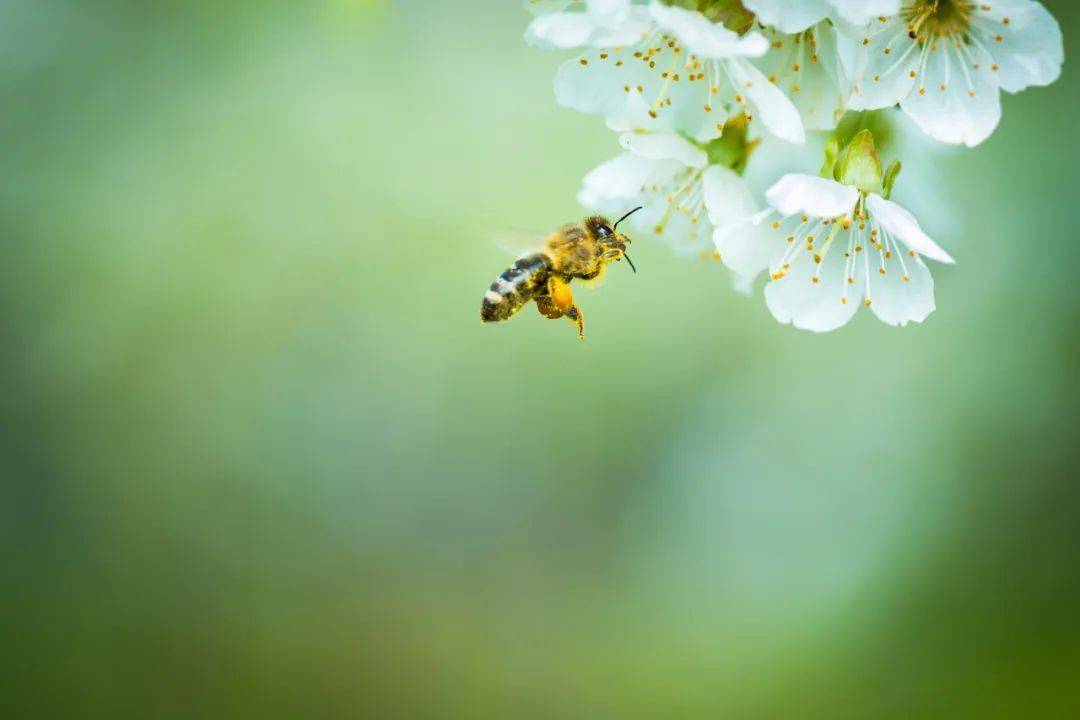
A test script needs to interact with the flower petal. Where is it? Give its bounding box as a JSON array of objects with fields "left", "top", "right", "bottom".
[
  {"left": 868, "top": 254, "right": 936, "bottom": 327},
  {"left": 899, "top": 45, "right": 1002, "bottom": 147},
  {"left": 866, "top": 194, "right": 954, "bottom": 264},
  {"left": 713, "top": 210, "right": 783, "bottom": 277},
  {"left": 702, "top": 164, "right": 758, "bottom": 224},
  {"left": 727, "top": 58, "right": 806, "bottom": 143},
  {"left": 981, "top": 0, "right": 1063, "bottom": 93},
  {"left": 743, "top": 0, "right": 831, "bottom": 34},
  {"left": 619, "top": 131, "right": 707, "bottom": 167},
  {"left": 764, "top": 236, "right": 860, "bottom": 332},
  {"left": 826, "top": 0, "right": 901, "bottom": 26},
  {"left": 649, "top": 0, "right": 769, "bottom": 59},
  {"left": 578, "top": 152, "right": 681, "bottom": 208},
  {"left": 754, "top": 22, "right": 846, "bottom": 131},
  {"left": 554, "top": 53, "right": 635, "bottom": 119},
  {"left": 847, "top": 22, "right": 918, "bottom": 111},
  {"left": 765, "top": 173, "right": 858, "bottom": 218}
]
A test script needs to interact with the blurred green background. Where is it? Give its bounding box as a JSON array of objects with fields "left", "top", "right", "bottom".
[{"left": 1, "top": 0, "right": 1077, "bottom": 717}]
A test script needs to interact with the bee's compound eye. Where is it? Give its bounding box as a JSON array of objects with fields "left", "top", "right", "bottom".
[{"left": 598, "top": 225, "right": 613, "bottom": 237}]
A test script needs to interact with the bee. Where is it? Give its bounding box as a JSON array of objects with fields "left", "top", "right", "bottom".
[{"left": 480, "top": 208, "right": 641, "bottom": 340}]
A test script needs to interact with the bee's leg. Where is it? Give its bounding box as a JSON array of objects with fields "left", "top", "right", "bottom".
[
  {"left": 534, "top": 294, "right": 564, "bottom": 320},
  {"left": 549, "top": 276, "right": 585, "bottom": 340}
]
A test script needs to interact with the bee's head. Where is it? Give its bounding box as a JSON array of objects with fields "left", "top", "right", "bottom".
[{"left": 588, "top": 207, "right": 641, "bottom": 273}]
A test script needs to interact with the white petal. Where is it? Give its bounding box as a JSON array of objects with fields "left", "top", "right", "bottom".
[
  {"left": 648, "top": 0, "right": 768, "bottom": 59},
  {"left": 899, "top": 45, "right": 1002, "bottom": 147},
  {"left": 847, "top": 21, "right": 918, "bottom": 111},
  {"left": 578, "top": 152, "right": 680, "bottom": 207},
  {"left": 525, "top": 13, "right": 596, "bottom": 48},
  {"left": 525, "top": 1, "right": 648, "bottom": 48},
  {"left": 713, "top": 210, "right": 783, "bottom": 277},
  {"left": 868, "top": 254, "right": 936, "bottom": 327},
  {"left": 826, "top": 0, "right": 900, "bottom": 26},
  {"left": 554, "top": 53, "right": 635, "bottom": 119},
  {"left": 619, "top": 131, "right": 707, "bottom": 167},
  {"left": 743, "top": 0, "right": 830, "bottom": 34},
  {"left": 730, "top": 272, "right": 756, "bottom": 297},
  {"left": 978, "top": 1, "right": 1063, "bottom": 93},
  {"left": 726, "top": 59, "right": 805, "bottom": 143},
  {"left": 702, "top": 164, "right": 758, "bottom": 225},
  {"left": 866, "top": 194, "right": 954, "bottom": 264},
  {"left": 764, "top": 236, "right": 860, "bottom": 332},
  {"left": 754, "top": 22, "right": 846, "bottom": 132},
  {"left": 765, "top": 173, "right": 858, "bottom": 219}
]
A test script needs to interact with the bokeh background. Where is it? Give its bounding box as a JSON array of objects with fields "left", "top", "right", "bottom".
[{"left": 2, "top": 0, "right": 1078, "bottom": 717}]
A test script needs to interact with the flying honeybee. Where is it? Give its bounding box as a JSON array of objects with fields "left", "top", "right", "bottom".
[{"left": 480, "top": 208, "right": 641, "bottom": 340}]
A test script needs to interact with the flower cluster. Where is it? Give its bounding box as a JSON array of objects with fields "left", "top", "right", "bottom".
[{"left": 525, "top": 0, "right": 1062, "bottom": 331}]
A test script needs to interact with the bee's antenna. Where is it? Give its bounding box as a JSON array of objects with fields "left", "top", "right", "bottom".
[
  {"left": 613, "top": 206, "right": 643, "bottom": 231},
  {"left": 623, "top": 252, "right": 637, "bottom": 273}
]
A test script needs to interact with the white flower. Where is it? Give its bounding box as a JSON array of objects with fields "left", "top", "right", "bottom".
[
  {"left": 525, "top": 0, "right": 650, "bottom": 48},
  {"left": 715, "top": 169, "right": 954, "bottom": 332},
  {"left": 753, "top": 21, "right": 849, "bottom": 131},
  {"left": 743, "top": 0, "right": 902, "bottom": 34},
  {"left": 548, "top": 0, "right": 805, "bottom": 143},
  {"left": 579, "top": 127, "right": 758, "bottom": 255},
  {"left": 846, "top": 0, "right": 1063, "bottom": 147}
]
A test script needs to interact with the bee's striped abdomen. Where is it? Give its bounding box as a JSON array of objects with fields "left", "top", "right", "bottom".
[{"left": 481, "top": 252, "right": 552, "bottom": 323}]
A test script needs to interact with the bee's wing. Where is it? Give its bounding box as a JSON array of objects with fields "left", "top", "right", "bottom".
[{"left": 491, "top": 228, "right": 549, "bottom": 259}]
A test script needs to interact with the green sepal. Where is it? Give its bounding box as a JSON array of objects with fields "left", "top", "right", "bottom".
[
  {"left": 662, "top": 0, "right": 755, "bottom": 34},
  {"left": 882, "top": 160, "right": 901, "bottom": 199},
  {"left": 834, "top": 129, "right": 882, "bottom": 192},
  {"left": 700, "top": 113, "right": 758, "bottom": 175},
  {"left": 820, "top": 138, "right": 840, "bottom": 179}
]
